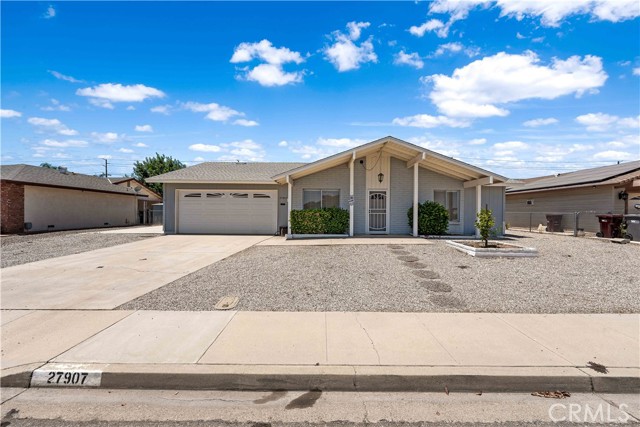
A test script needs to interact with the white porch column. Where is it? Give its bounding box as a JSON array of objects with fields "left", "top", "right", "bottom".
[
  {"left": 413, "top": 163, "right": 419, "bottom": 237},
  {"left": 349, "top": 154, "right": 355, "bottom": 237},
  {"left": 475, "top": 184, "right": 482, "bottom": 237},
  {"left": 287, "top": 175, "right": 293, "bottom": 238}
]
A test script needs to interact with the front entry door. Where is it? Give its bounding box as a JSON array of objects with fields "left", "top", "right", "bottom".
[{"left": 368, "top": 190, "right": 387, "bottom": 233}]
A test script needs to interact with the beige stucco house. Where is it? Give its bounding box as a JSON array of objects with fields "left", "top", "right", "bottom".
[
  {"left": 1, "top": 164, "right": 138, "bottom": 234},
  {"left": 148, "top": 136, "right": 514, "bottom": 237},
  {"left": 109, "top": 177, "right": 162, "bottom": 224}
]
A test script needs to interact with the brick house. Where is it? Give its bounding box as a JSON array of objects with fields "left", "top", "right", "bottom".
[{"left": 1, "top": 164, "right": 138, "bottom": 234}]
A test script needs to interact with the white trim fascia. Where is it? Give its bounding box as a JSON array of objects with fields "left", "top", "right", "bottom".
[{"left": 146, "top": 180, "right": 278, "bottom": 185}]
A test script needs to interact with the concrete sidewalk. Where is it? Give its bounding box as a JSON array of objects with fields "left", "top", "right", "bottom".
[{"left": 1, "top": 311, "right": 638, "bottom": 393}]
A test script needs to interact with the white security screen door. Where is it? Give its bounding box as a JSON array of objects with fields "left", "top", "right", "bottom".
[{"left": 368, "top": 190, "right": 387, "bottom": 233}]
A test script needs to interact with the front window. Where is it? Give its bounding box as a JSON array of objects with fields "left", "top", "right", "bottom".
[
  {"left": 303, "top": 189, "right": 340, "bottom": 209},
  {"left": 434, "top": 190, "right": 460, "bottom": 222}
]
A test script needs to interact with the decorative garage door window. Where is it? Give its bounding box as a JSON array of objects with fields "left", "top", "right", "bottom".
[
  {"left": 206, "top": 193, "right": 224, "bottom": 198},
  {"left": 231, "top": 193, "right": 249, "bottom": 198},
  {"left": 184, "top": 193, "right": 202, "bottom": 198},
  {"left": 253, "top": 193, "right": 271, "bottom": 198}
]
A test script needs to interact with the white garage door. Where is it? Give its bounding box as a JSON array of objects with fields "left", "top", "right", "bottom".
[{"left": 177, "top": 190, "right": 277, "bottom": 234}]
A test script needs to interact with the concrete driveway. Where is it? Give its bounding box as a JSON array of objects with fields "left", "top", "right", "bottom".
[{"left": 1, "top": 235, "right": 270, "bottom": 310}]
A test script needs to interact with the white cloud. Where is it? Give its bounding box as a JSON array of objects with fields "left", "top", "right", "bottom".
[
  {"left": 135, "top": 124, "right": 153, "bottom": 132},
  {"left": 1, "top": 109, "right": 21, "bottom": 118},
  {"left": 28, "top": 117, "right": 78, "bottom": 135},
  {"left": 468, "top": 138, "right": 487, "bottom": 145},
  {"left": 231, "top": 39, "right": 304, "bottom": 65},
  {"left": 233, "top": 119, "right": 259, "bottom": 127},
  {"left": 91, "top": 132, "right": 122, "bottom": 143},
  {"left": 493, "top": 141, "right": 529, "bottom": 150},
  {"left": 41, "top": 99, "right": 71, "bottom": 112},
  {"left": 43, "top": 5, "right": 56, "bottom": 19},
  {"left": 426, "top": 51, "right": 607, "bottom": 118},
  {"left": 118, "top": 148, "right": 134, "bottom": 153},
  {"left": 88, "top": 98, "right": 114, "bottom": 109},
  {"left": 126, "top": 106, "right": 136, "bottom": 111},
  {"left": 427, "top": 0, "right": 640, "bottom": 28},
  {"left": 244, "top": 63, "right": 303, "bottom": 87},
  {"left": 523, "top": 117, "right": 559, "bottom": 127},
  {"left": 77, "top": 83, "right": 165, "bottom": 106},
  {"left": 393, "top": 51, "right": 424, "bottom": 69},
  {"left": 634, "top": 67, "right": 640, "bottom": 76},
  {"left": 433, "top": 42, "right": 480, "bottom": 57},
  {"left": 231, "top": 39, "right": 305, "bottom": 87},
  {"left": 409, "top": 19, "right": 449, "bottom": 38},
  {"left": 150, "top": 105, "right": 171, "bottom": 115},
  {"left": 41, "top": 139, "right": 88, "bottom": 148},
  {"left": 219, "top": 139, "right": 266, "bottom": 161},
  {"left": 516, "top": 32, "right": 526, "bottom": 39},
  {"left": 97, "top": 155, "right": 112, "bottom": 160},
  {"left": 593, "top": 150, "right": 634, "bottom": 161},
  {"left": 193, "top": 156, "right": 206, "bottom": 162},
  {"left": 48, "top": 70, "right": 84, "bottom": 83},
  {"left": 575, "top": 113, "right": 639, "bottom": 131},
  {"left": 181, "top": 101, "right": 243, "bottom": 122},
  {"left": 392, "top": 114, "right": 470, "bottom": 128},
  {"left": 286, "top": 137, "right": 367, "bottom": 160},
  {"left": 133, "top": 142, "right": 149, "bottom": 148},
  {"left": 406, "top": 136, "right": 461, "bottom": 157},
  {"left": 278, "top": 140, "right": 288, "bottom": 147},
  {"left": 188, "top": 143, "right": 222, "bottom": 153},
  {"left": 323, "top": 22, "right": 377, "bottom": 72}
]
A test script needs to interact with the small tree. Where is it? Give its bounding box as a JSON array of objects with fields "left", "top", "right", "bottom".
[
  {"left": 407, "top": 201, "right": 449, "bottom": 235},
  {"left": 40, "top": 162, "right": 58, "bottom": 169},
  {"left": 133, "top": 153, "right": 185, "bottom": 196},
  {"left": 475, "top": 206, "right": 495, "bottom": 248}
]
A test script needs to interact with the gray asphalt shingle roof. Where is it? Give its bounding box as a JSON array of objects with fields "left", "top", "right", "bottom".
[
  {"left": 146, "top": 162, "right": 307, "bottom": 183},
  {"left": 0, "top": 164, "right": 136, "bottom": 195},
  {"left": 507, "top": 160, "right": 640, "bottom": 193}
]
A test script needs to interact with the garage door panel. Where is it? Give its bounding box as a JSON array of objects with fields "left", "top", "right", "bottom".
[{"left": 177, "top": 190, "right": 277, "bottom": 235}]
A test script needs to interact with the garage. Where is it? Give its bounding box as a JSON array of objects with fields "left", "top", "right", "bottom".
[{"left": 177, "top": 189, "right": 277, "bottom": 234}]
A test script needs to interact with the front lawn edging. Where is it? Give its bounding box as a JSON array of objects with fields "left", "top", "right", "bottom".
[
  {"left": 446, "top": 240, "right": 538, "bottom": 257},
  {"left": 288, "top": 233, "right": 349, "bottom": 240}
]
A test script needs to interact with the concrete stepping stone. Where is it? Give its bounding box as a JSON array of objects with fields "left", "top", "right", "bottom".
[
  {"left": 420, "top": 281, "right": 452, "bottom": 292},
  {"left": 412, "top": 270, "right": 440, "bottom": 280},
  {"left": 397, "top": 256, "right": 419, "bottom": 262},
  {"left": 430, "top": 294, "right": 467, "bottom": 310},
  {"left": 403, "top": 262, "right": 428, "bottom": 269}
]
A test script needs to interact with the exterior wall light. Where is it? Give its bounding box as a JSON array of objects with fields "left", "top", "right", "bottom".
[{"left": 378, "top": 172, "right": 384, "bottom": 183}]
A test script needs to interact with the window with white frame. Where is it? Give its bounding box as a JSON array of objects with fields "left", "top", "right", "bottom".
[
  {"left": 434, "top": 190, "right": 460, "bottom": 222},
  {"left": 303, "top": 189, "right": 340, "bottom": 209}
]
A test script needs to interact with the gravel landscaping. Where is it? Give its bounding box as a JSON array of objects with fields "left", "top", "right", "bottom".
[
  {"left": 119, "top": 230, "right": 639, "bottom": 313},
  {"left": 1, "top": 229, "right": 159, "bottom": 268}
]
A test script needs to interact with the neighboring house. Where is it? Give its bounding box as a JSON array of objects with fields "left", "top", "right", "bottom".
[
  {"left": 505, "top": 160, "right": 640, "bottom": 233},
  {"left": 1, "top": 164, "right": 138, "bottom": 234},
  {"left": 148, "top": 136, "right": 513, "bottom": 236},
  {"left": 108, "top": 177, "right": 163, "bottom": 224}
]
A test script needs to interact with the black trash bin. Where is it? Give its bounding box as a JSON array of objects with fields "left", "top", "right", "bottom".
[
  {"left": 545, "top": 214, "right": 563, "bottom": 232},
  {"left": 623, "top": 214, "right": 640, "bottom": 241}
]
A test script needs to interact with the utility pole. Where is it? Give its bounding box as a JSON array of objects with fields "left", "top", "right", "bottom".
[{"left": 104, "top": 158, "right": 108, "bottom": 178}]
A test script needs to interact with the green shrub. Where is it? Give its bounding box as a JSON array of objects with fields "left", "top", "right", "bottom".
[
  {"left": 407, "top": 201, "right": 449, "bottom": 235},
  {"left": 474, "top": 207, "right": 495, "bottom": 248},
  {"left": 290, "top": 208, "right": 349, "bottom": 234}
]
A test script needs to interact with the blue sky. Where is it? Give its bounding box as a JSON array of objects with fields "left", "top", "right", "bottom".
[{"left": 1, "top": 1, "right": 639, "bottom": 178}]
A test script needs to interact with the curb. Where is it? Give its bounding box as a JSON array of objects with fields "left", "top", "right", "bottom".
[{"left": 3, "top": 364, "right": 638, "bottom": 394}]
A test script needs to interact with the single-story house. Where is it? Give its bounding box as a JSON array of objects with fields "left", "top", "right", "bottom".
[
  {"left": 505, "top": 160, "right": 640, "bottom": 233},
  {"left": 1, "top": 164, "right": 138, "bottom": 234},
  {"left": 108, "top": 177, "right": 163, "bottom": 224},
  {"left": 148, "top": 136, "right": 513, "bottom": 236}
]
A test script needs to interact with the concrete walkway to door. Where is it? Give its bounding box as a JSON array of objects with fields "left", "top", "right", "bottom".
[{"left": 1, "top": 235, "right": 270, "bottom": 310}]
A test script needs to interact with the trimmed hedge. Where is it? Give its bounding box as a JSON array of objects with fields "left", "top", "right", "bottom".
[
  {"left": 290, "top": 208, "right": 349, "bottom": 234},
  {"left": 407, "top": 201, "right": 449, "bottom": 235}
]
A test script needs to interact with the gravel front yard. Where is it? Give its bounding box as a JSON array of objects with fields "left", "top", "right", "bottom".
[
  {"left": 1, "top": 229, "right": 159, "bottom": 268},
  {"left": 120, "top": 231, "right": 639, "bottom": 313}
]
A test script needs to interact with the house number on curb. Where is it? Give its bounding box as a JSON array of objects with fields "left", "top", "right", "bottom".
[{"left": 31, "top": 368, "right": 102, "bottom": 387}]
